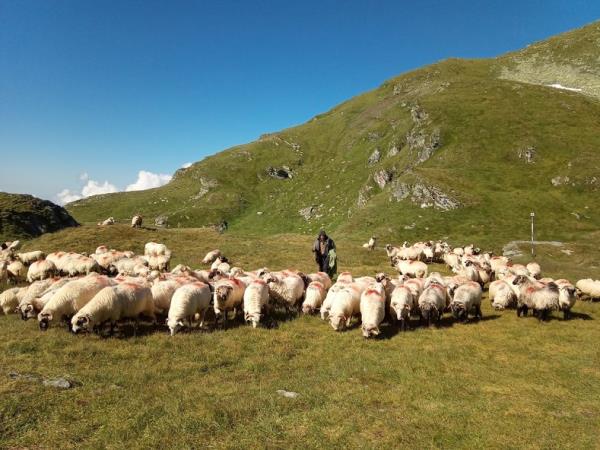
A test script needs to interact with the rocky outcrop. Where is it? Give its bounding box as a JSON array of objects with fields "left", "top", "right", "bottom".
[
  {"left": 373, "top": 169, "right": 394, "bottom": 189},
  {"left": 155, "top": 215, "right": 168, "bottom": 227},
  {"left": 357, "top": 185, "right": 373, "bottom": 208},
  {"left": 299, "top": 206, "right": 319, "bottom": 221},
  {"left": 267, "top": 166, "right": 293, "bottom": 180},
  {"left": 191, "top": 178, "right": 219, "bottom": 199},
  {"left": 367, "top": 149, "right": 381, "bottom": 166},
  {"left": 390, "top": 182, "right": 460, "bottom": 210},
  {"left": 518, "top": 146, "right": 536, "bottom": 163},
  {"left": 551, "top": 175, "right": 570, "bottom": 186}
]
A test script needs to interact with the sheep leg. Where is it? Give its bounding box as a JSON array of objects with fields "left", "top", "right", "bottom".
[
  {"left": 563, "top": 309, "right": 570, "bottom": 320},
  {"left": 476, "top": 305, "right": 482, "bottom": 319}
]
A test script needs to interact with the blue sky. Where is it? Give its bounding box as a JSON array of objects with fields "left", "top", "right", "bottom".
[{"left": 1, "top": 0, "right": 599, "bottom": 203}]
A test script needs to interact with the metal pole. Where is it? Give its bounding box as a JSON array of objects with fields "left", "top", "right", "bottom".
[{"left": 530, "top": 212, "right": 535, "bottom": 257}]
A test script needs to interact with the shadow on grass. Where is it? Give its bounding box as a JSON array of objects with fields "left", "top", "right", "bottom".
[{"left": 568, "top": 311, "right": 594, "bottom": 320}]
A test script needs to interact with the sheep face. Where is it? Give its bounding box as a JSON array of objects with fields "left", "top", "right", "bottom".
[
  {"left": 302, "top": 304, "right": 314, "bottom": 315},
  {"left": 391, "top": 302, "right": 410, "bottom": 321},
  {"left": 330, "top": 314, "right": 346, "bottom": 331},
  {"left": 215, "top": 285, "right": 233, "bottom": 304},
  {"left": 72, "top": 315, "right": 92, "bottom": 334},
  {"left": 451, "top": 303, "right": 468, "bottom": 321},
  {"left": 168, "top": 319, "right": 185, "bottom": 336},
  {"left": 38, "top": 312, "right": 53, "bottom": 331},
  {"left": 361, "top": 324, "right": 380, "bottom": 338},
  {"left": 19, "top": 304, "right": 36, "bottom": 321},
  {"left": 245, "top": 312, "right": 261, "bottom": 328}
]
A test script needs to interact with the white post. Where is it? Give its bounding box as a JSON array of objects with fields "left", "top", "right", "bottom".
[{"left": 530, "top": 212, "right": 535, "bottom": 257}]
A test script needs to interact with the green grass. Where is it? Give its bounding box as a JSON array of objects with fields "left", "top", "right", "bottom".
[{"left": 1, "top": 225, "right": 600, "bottom": 448}]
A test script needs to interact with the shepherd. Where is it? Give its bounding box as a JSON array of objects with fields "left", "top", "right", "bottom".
[{"left": 312, "top": 229, "right": 337, "bottom": 278}]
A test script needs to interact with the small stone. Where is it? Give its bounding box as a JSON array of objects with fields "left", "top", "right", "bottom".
[
  {"left": 367, "top": 149, "right": 381, "bottom": 166},
  {"left": 43, "top": 377, "right": 75, "bottom": 389},
  {"left": 276, "top": 389, "right": 299, "bottom": 399},
  {"left": 256, "top": 211, "right": 263, "bottom": 215}
]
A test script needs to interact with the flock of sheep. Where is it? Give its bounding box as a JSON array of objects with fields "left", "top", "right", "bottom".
[{"left": 1, "top": 236, "right": 599, "bottom": 338}]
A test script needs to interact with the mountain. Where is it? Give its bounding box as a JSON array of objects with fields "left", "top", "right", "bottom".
[
  {"left": 66, "top": 21, "right": 600, "bottom": 247},
  {"left": 0, "top": 193, "right": 79, "bottom": 242}
]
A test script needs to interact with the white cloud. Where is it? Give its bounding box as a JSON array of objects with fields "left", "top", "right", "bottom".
[
  {"left": 81, "top": 179, "right": 118, "bottom": 197},
  {"left": 56, "top": 189, "right": 82, "bottom": 205},
  {"left": 125, "top": 170, "right": 172, "bottom": 192},
  {"left": 182, "top": 162, "right": 192, "bottom": 169},
  {"left": 80, "top": 172, "right": 89, "bottom": 181}
]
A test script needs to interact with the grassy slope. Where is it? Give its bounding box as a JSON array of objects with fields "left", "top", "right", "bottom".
[
  {"left": 1, "top": 225, "right": 600, "bottom": 448},
  {"left": 66, "top": 22, "right": 600, "bottom": 249}
]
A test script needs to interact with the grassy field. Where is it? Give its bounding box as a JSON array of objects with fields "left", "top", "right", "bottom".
[{"left": 1, "top": 225, "right": 599, "bottom": 449}]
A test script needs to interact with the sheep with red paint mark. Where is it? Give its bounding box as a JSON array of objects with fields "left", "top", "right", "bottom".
[
  {"left": 360, "top": 282, "right": 386, "bottom": 338},
  {"left": 243, "top": 278, "right": 270, "bottom": 328}
]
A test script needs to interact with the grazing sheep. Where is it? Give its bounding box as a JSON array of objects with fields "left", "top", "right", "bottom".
[
  {"left": 243, "top": 279, "right": 270, "bottom": 328},
  {"left": 263, "top": 271, "right": 305, "bottom": 314},
  {"left": 362, "top": 236, "right": 377, "bottom": 251},
  {"left": 329, "top": 284, "right": 362, "bottom": 331},
  {"left": 0, "top": 287, "right": 22, "bottom": 315},
  {"left": 418, "top": 283, "right": 449, "bottom": 326},
  {"left": 443, "top": 252, "right": 462, "bottom": 272},
  {"left": 95, "top": 245, "right": 109, "bottom": 254},
  {"left": 210, "top": 256, "right": 229, "bottom": 271},
  {"left": 360, "top": 282, "right": 386, "bottom": 338},
  {"left": 201, "top": 249, "right": 222, "bottom": 264},
  {"left": 17, "top": 279, "right": 70, "bottom": 320},
  {"left": 26, "top": 259, "right": 56, "bottom": 282},
  {"left": 576, "top": 279, "right": 600, "bottom": 300},
  {"left": 449, "top": 281, "right": 483, "bottom": 322},
  {"left": 389, "top": 285, "right": 416, "bottom": 331},
  {"left": 38, "top": 275, "right": 116, "bottom": 330},
  {"left": 512, "top": 275, "right": 559, "bottom": 320},
  {"left": 151, "top": 277, "right": 191, "bottom": 314},
  {"left": 302, "top": 281, "right": 327, "bottom": 315},
  {"left": 213, "top": 277, "right": 246, "bottom": 324},
  {"left": 0, "top": 261, "right": 8, "bottom": 283},
  {"left": 307, "top": 272, "right": 332, "bottom": 290},
  {"left": 115, "top": 256, "right": 149, "bottom": 276},
  {"left": 167, "top": 282, "right": 212, "bottom": 335},
  {"left": 144, "top": 242, "right": 170, "bottom": 257},
  {"left": 393, "top": 259, "right": 428, "bottom": 279},
  {"left": 555, "top": 279, "right": 577, "bottom": 319},
  {"left": 488, "top": 280, "right": 517, "bottom": 310},
  {"left": 337, "top": 272, "right": 354, "bottom": 284},
  {"left": 98, "top": 217, "right": 115, "bottom": 226},
  {"left": 146, "top": 254, "right": 171, "bottom": 272},
  {"left": 17, "top": 250, "right": 45, "bottom": 265},
  {"left": 385, "top": 244, "right": 400, "bottom": 263},
  {"left": 131, "top": 215, "right": 143, "bottom": 228},
  {"left": 526, "top": 262, "right": 542, "bottom": 280},
  {"left": 71, "top": 283, "right": 155, "bottom": 334},
  {"left": 7, "top": 260, "right": 27, "bottom": 283},
  {"left": 320, "top": 282, "right": 346, "bottom": 320}
]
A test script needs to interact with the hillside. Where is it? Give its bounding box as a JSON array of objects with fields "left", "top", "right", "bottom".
[
  {"left": 0, "top": 192, "right": 79, "bottom": 241},
  {"left": 67, "top": 21, "right": 600, "bottom": 246}
]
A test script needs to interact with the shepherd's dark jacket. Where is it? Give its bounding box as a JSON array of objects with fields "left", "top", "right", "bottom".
[{"left": 312, "top": 237, "right": 336, "bottom": 262}]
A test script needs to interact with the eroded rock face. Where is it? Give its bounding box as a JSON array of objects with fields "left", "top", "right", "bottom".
[
  {"left": 390, "top": 182, "right": 459, "bottom": 210},
  {"left": 155, "top": 215, "right": 168, "bottom": 227},
  {"left": 518, "top": 146, "right": 536, "bottom": 163},
  {"left": 299, "top": 206, "right": 318, "bottom": 221},
  {"left": 357, "top": 185, "right": 373, "bottom": 208},
  {"left": 367, "top": 149, "right": 381, "bottom": 166},
  {"left": 551, "top": 175, "right": 570, "bottom": 186},
  {"left": 267, "top": 166, "right": 293, "bottom": 179},
  {"left": 191, "top": 178, "right": 219, "bottom": 199},
  {"left": 374, "top": 170, "right": 394, "bottom": 189}
]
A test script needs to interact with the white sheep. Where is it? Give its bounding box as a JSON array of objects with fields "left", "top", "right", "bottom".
[
  {"left": 0, "top": 287, "right": 22, "bottom": 315},
  {"left": 576, "top": 279, "right": 600, "bottom": 300},
  {"left": 555, "top": 279, "right": 577, "bottom": 319},
  {"left": 360, "top": 282, "right": 386, "bottom": 338},
  {"left": 320, "top": 282, "right": 346, "bottom": 320},
  {"left": 213, "top": 277, "right": 246, "bottom": 324},
  {"left": 98, "top": 217, "right": 115, "bottom": 226},
  {"left": 0, "top": 261, "right": 8, "bottom": 283},
  {"left": 151, "top": 277, "right": 192, "bottom": 314},
  {"left": 393, "top": 259, "right": 428, "bottom": 278},
  {"left": 243, "top": 279, "right": 270, "bottom": 328},
  {"left": 488, "top": 280, "right": 517, "bottom": 310},
  {"left": 7, "top": 260, "right": 27, "bottom": 283},
  {"left": 329, "top": 283, "right": 362, "bottom": 331},
  {"left": 95, "top": 245, "right": 108, "bottom": 254},
  {"left": 526, "top": 262, "right": 542, "bottom": 280},
  {"left": 17, "top": 250, "right": 45, "bottom": 265},
  {"left": 201, "top": 249, "right": 222, "bottom": 264},
  {"left": 418, "top": 283, "right": 449, "bottom": 326},
  {"left": 389, "top": 285, "right": 416, "bottom": 331},
  {"left": 144, "top": 242, "right": 170, "bottom": 257},
  {"left": 71, "top": 282, "right": 156, "bottom": 333},
  {"left": 167, "top": 282, "right": 212, "bottom": 335},
  {"left": 362, "top": 236, "right": 377, "bottom": 251},
  {"left": 131, "top": 215, "right": 143, "bottom": 228},
  {"left": 17, "top": 278, "right": 71, "bottom": 320},
  {"left": 449, "top": 281, "right": 482, "bottom": 322},
  {"left": 263, "top": 271, "right": 305, "bottom": 314},
  {"left": 38, "top": 274, "right": 115, "bottom": 330},
  {"left": 512, "top": 275, "right": 559, "bottom": 320},
  {"left": 26, "top": 259, "right": 56, "bottom": 282},
  {"left": 302, "top": 281, "right": 327, "bottom": 315},
  {"left": 307, "top": 272, "right": 332, "bottom": 290}
]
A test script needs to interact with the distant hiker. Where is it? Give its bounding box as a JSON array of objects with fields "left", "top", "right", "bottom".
[{"left": 312, "top": 230, "right": 337, "bottom": 278}]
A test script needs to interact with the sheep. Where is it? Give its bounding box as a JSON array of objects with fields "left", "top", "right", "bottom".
[
  {"left": 0, "top": 287, "right": 22, "bottom": 315},
  {"left": 151, "top": 277, "right": 191, "bottom": 314},
  {"left": 360, "top": 282, "right": 386, "bottom": 338},
  {"left": 263, "top": 271, "right": 305, "bottom": 314},
  {"left": 329, "top": 284, "right": 362, "bottom": 331},
  {"left": 213, "top": 277, "right": 246, "bottom": 324},
  {"left": 307, "top": 272, "right": 332, "bottom": 290},
  {"left": 243, "top": 279, "right": 271, "bottom": 328},
  {"left": 393, "top": 258, "right": 428, "bottom": 279},
  {"left": 145, "top": 242, "right": 170, "bottom": 257},
  {"left": 512, "top": 275, "right": 559, "bottom": 320},
  {"left": 71, "top": 283, "right": 156, "bottom": 334},
  {"left": 95, "top": 245, "right": 109, "bottom": 254},
  {"left": 201, "top": 249, "right": 222, "bottom": 264},
  {"left": 385, "top": 244, "right": 400, "bottom": 263},
  {"left": 115, "top": 256, "right": 148, "bottom": 276},
  {"left": 16, "top": 278, "right": 61, "bottom": 320},
  {"left": 38, "top": 275, "right": 116, "bottom": 330},
  {"left": 146, "top": 254, "right": 171, "bottom": 272},
  {"left": 7, "top": 260, "right": 27, "bottom": 283},
  {"left": 488, "top": 280, "right": 517, "bottom": 310},
  {"left": 576, "top": 279, "right": 600, "bottom": 300},
  {"left": 389, "top": 285, "right": 416, "bottom": 331},
  {"left": 555, "top": 279, "right": 577, "bottom": 319},
  {"left": 17, "top": 250, "right": 45, "bottom": 265},
  {"left": 0, "top": 261, "right": 8, "bottom": 283},
  {"left": 302, "top": 281, "right": 327, "bottom": 314},
  {"left": 131, "top": 215, "right": 143, "bottom": 228},
  {"left": 337, "top": 272, "right": 354, "bottom": 284},
  {"left": 403, "top": 278, "right": 425, "bottom": 300},
  {"left": 210, "top": 256, "right": 229, "bottom": 271},
  {"left": 98, "top": 217, "right": 115, "bottom": 226},
  {"left": 26, "top": 259, "right": 56, "bottom": 282},
  {"left": 362, "top": 236, "right": 377, "bottom": 251},
  {"left": 449, "top": 281, "right": 483, "bottom": 322},
  {"left": 443, "top": 252, "right": 461, "bottom": 272},
  {"left": 320, "top": 282, "right": 346, "bottom": 320},
  {"left": 418, "top": 283, "right": 449, "bottom": 326},
  {"left": 526, "top": 262, "right": 542, "bottom": 280},
  {"left": 167, "top": 282, "right": 212, "bottom": 335}
]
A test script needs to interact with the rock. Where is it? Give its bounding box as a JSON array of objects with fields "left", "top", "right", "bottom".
[
  {"left": 256, "top": 211, "right": 263, "bottom": 215},
  {"left": 387, "top": 145, "right": 400, "bottom": 157},
  {"left": 155, "top": 215, "right": 168, "bottom": 227},
  {"left": 192, "top": 178, "right": 219, "bottom": 199},
  {"left": 373, "top": 170, "right": 393, "bottom": 189},
  {"left": 367, "top": 149, "right": 381, "bottom": 166},
  {"left": 43, "top": 377, "right": 76, "bottom": 389},
  {"left": 390, "top": 183, "right": 410, "bottom": 201},
  {"left": 551, "top": 176, "right": 570, "bottom": 186},
  {"left": 357, "top": 185, "right": 373, "bottom": 208},
  {"left": 518, "top": 146, "right": 536, "bottom": 163},
  {"left": 276, "top": 389, "right": 299, "bottom": 399},
  {"left": 267, "top": 166, "right": 293, "bottom": 180},
  {"left": 410, "top": 105, "right": 429, "bottom": 124},
  {"left": 8, "top": 371, "right": 39, "bottom": 383},
  {"left": 367, "top": 132, "right": 380, "bottom": 142},
  {"left": 390, "top": 181, "right": 459, "bottom": 210},
  {"left": 299, "top": 206, "right": 318, "bottom": 221}
]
